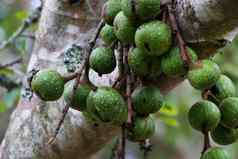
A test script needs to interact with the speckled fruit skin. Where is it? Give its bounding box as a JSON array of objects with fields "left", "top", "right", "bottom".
[
  {"left": 211, "top": 124, "right": 238, "bottom": 145},
  {"left": 201, "top": 147, "right": 230, "bottom": 159},
  {"left": 89, "top": 47, "right": 116, "bottom": 75},
  {"left": 210, "top": 75, "right": 236, "bottom": 102},
  {"left": 102, "top": 0, "right": 121, "bottom": 25},
  {"left": 31, "top": 69, "right": 65, "bottom": 101},
  {"left": 135, "top": 21, "right": 172, "bottom": 56},
  {"left": 64, "top": 83, "right": 92, "bottom": 111},
  {"left": 188, "top": 100, "right": 220, "bottom": 132},
  {"left": 188, "top": 60, "right": 221, "bottom": 90},
  {"left": 121, "top": 0, "right": 160, "bottom": 21},
  {"left": 220, "top": 97, "right": 238, "bottom": 128},
  {"left": 100, "top": 24, "right": 117, "bottom": 45},
  {"left": 113, "top": 11, "right": 136, "bottom": 43},
  {"left": 161, "top": 47, "right": 198, "bottom": 77},
  {"left": 128, "top": 48, "right": 150, "bottom": 76},
  {"left": 86, "top": 87, "right": 128, "bottom": 125},
  {"left": 127, "top": 115, "right": 155, "bottom": 141},
  {"left": 132, "top": 86, "right": 163, "bottom": 116}
]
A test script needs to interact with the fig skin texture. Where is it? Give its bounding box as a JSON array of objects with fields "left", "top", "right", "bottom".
[
  {"left": 220, "top": 97, "right": 238, "bottom": 128},
  {"left": 89, "top": 47, "right": 116, "bottom": 75},
  {"left": 201, "top": 147, "right": 230, "bottom": 159},
  {"left": 132, "top": 86, "right": 163, "bottom": 116},
  {"left": 188, "top": 100, "right": 221, "bottom": 132},
  {"left": 188, "top": 60, "right": 221, "bottom": 90},
  {"left": 127, "top": 115, "right": 155, "bottom": 142},
  {"left": 86, "top": 87, "right": 128, "bottom": 125},
  {"left": 211, "top": 124, "right": 238, "bottom": 145},
  {"left": 31, "top": 69, "right": 65, "bottom": 101},
  {"left": 135, "top": 21, "right": 172, "bottom": 56},
  {"left": 100, "top": 24, "right": 117, "bottom": 45}
]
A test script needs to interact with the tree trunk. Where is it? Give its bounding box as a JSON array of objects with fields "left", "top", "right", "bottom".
[{"left": 1, "top": 0, "right": 238, "bottom": 159}]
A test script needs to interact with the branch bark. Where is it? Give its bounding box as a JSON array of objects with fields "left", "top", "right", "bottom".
[{"left": 1, "top": 0, "right": 238, "bottom": 159}]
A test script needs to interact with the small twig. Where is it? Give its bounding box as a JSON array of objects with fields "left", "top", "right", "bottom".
[
  {"left": 167, "top": 4, "right": 192, "bottom": 66},
  {"left": 0, "top": 58, "right": 22, "bottom": 69},
  {"left": 202, "top": 131, "right": 211, "bottom": 154},
  {"left": 118, "top": 124, "right": 126, "bottom": 159},
  {"left": 0, "top": 3, "right": 42, "bottom": 50}
]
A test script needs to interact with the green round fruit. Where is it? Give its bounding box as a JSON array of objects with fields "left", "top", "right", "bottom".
[
  {"left": 201, "top": 147, "right": 230, "bottom": 159},
  {"left": 220, "top": 97, "right": 238, "bottom": 128},
  {"left": 161, "top": 47, "right": 198, "bottom": 77},
  {"left": 210, "top": 75, "right": 236, "bottom": 102},
  {"left": 64, "top": 83, "right": 92, "bottom": 111},
  {"left": 113, "top": 11, "right": 136, "bottom": 43},
  {"left": 135, "top": 21, "right": 172, "bottom": 56},
  {"left": 31, "top": 69, "right": 65, "bottom": 101},
  {"left": 128, "top": 48, "right": 150, "bottom": 76},
  {"left": 86, "top": 87, "right": 128, "bottom": 125},
  {"left": 102, "top": 0, "right": 121, "bottom": 25},
  {"left": 132, "top": 86, "right": 163, "bottom": 116},
  {"left": 89, "top": 47, "right": 116, "bottom": 75},
  {"left": 127, "top": 115, "right": 155, "bottom": 141},
  {"left": 188, "top": 100, "right": 220, "bottom": 132},
  {"left": 121, "top": 0, "right": 160, "bottom": 21},
  {"left": 211, "top": 124, "right": 238, "bottom": 145},
  {"left": 100, "top": 24, "right": 117, "bottom": 44},
  {"left": 188, "top": 60, "right": 221, "bottom": 90}
]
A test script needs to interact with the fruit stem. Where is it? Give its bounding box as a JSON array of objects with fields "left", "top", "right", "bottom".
[
  {"left": 202, "top": 131, "right": 211, "bottom": 154},
  {"left": 166, "top": 3, "right": 193, "bottom": 68}
]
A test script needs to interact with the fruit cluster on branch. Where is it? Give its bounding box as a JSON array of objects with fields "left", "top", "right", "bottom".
[{"left": 29, "top": 0, "right": 238, "bottom": 158}]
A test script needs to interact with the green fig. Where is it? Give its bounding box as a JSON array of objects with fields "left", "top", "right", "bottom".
[
  {"left": 31, "top": 69, "right": 65, "bottom": 101},
  {"left": 86, "top": 87, "right": 128, "bottom": 125},
  {"left": 89, "top": 47, "right": 116, "bottom": 75},
  {"left": 220, "top": 97, "right": 238, "bottom": 128},
  {"left": 201, "top": 147, "right": 230, "bottom": 159},
  {"left": 113, "top": 11, "right": 136, "bottom": 43},
  {"left": 100, "top": 24, "right": 117, "bottom": 45},
  {"left": 64, "top": 83, "right": 92, "bottom": 111},
  {"left": 121, "top": 0, "right": 160, "bottom": 21},
  {"left": 209, "top": 75, "right": 236, "bottom": 102},
  {"left": 211, "top": 124, "right": 238, "bottom": 145},
  {"left": 188, "top": 60, "right": 221, "bottom": 90},
  {"left": 127, "top": 115, "right": 155, "bottom": 141},
  {"left": 132, "top": 86, "right": 163, "bottom": 116},
  {"left": 135, "top": 21, "right": 172, "bottom": 56},
  {"left": 161, "top": 47, "right": 198, "bottom": 76},
  {"left": 102, "top": 0, "right": 121, "bottom": 25},
  {"left": 188, "top": 100, "right": 220, "bottom": 132}
]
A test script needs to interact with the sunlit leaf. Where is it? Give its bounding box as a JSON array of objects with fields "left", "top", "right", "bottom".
[
  {"left": 159, "top": 103, "right": 178, "bottom": 116},
  {"left": 160, "top": 116, "right": 179, "bottom": 127},
  {"left": 0, "top": 68, "right": 14, "bottom": 76},
  {"left": 15, "top": 11, "right": 28, "bottom": 20},
  {"left": 0, "top": 101, "right": 7, "bottom": 113}
]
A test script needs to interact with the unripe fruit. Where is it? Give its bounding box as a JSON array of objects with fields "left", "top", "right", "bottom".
[
  {"left": 135, "top": 21, "right": 172, "bottom": 56},
  {"left": 210, "top": 75, "right": 236, "bottom": 102},
  {"left": 128, "top": 48, "right": 150, "bottom": 76},
  {"left": 201, "top": 147, "right": 230, "bottom": 159},
  {"left": 121, "top": 0, "right": 160, "bottom": 21},
  {"left": 100, "top": 24, "right": 117, "bottom": 45},
  {"left": 102, "top": 0, "right": 121, "bottom": 25},
  {"left": 220, "top": 97, "right": 238, "bottom": 128},
  {"left": 89, "top": 47, "right": 116, "bottom": 75},
  {"left": 86, "top": 87, "right": 128, "bottom": 125},
  {"left": 188, "top": 60, "right": 221, "bottom": 90},
  {"left": 132, "top": 86, "right": 163, "bottom": 116},
  {"left": 113, "top": 11, "right": 136, "bottom": 43},
  {"left": 188, "top": 100, "right": 220, "bottom": 132},
  {"left": 64, "top": 83, "right": 92, "bottom": 111},
  {"left": 127, "top": 115, "right": 155, "bottom": 141},
  {"left": 211, "top": 124, "right": 238, "bottom": 145},
  {"left": 161, "top": 47, "right": 198, "bottom": 77},
  {"left": 31, "top": 69, "right": 65, "bottom": 101}
]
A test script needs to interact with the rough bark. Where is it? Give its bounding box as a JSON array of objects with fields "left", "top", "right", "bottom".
[{"left": 1, "top": 0, "right": 238, "bottom": 159}]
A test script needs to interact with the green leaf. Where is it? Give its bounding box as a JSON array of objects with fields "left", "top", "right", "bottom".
[
  {"left": 159, "top": 103, "right": 178, "bottom": 116},
  {"left": 0, "top": 68, "right": 14, "bottom": 76},
  {"left": 0, "top": 101, "right": 7, "bottom": 113},
  {"left": 15, "top": 11, "right": 28, "bottom": 20},
  {"left": 160, "top": 116, "right": 179, "bottom": 127}
]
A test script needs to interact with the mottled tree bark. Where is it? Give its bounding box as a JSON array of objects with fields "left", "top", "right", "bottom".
[{"left": 1, "top": 0, "right": 238, "bottom": 159}]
